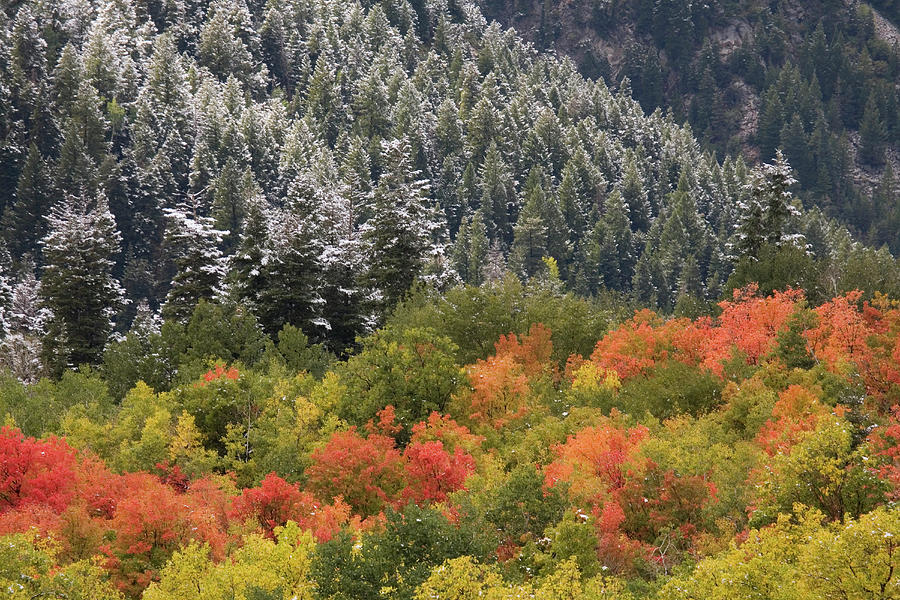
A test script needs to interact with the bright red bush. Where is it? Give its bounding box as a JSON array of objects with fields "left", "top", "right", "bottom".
[{"left": 306, "top": 428, "right": 405, "bottom": 518}]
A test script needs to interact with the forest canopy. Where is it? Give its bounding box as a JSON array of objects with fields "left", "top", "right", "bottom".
[{"left": 1, "top": 0, "right": 900, "bottom": 597}]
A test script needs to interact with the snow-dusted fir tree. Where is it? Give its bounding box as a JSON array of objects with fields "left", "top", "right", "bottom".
[
  {"left": 3, "top": 142, "right": 53, "bottom": 261},
  {"left": 318, "top": 152, "right": 371, "bottom": 350},
  {"left": 161, "top": 201, "right": 227, "bottom": 322},
  {"left": 0, "top": 243, "right": 13, "bottom": 336},
  {"left": 361, "top": 137, "right": 442, "bottom": 313},
  {"left": 736, "top": 150, "right": 801, "bottom": 259},
  {"left": 256, "top": 173, "right": 326, "bottom": 337},
  {"left": 40, "top": 193, "right": 124, "bottom": 373},
  {"left": 451, "top": 211, "right": 489, "bottom": 286},
  {"left": 0, "top": 264, "right": 50, "bottom": 383},
  {"left": 756, "top": 150, "right": 801, "bottom": 248},
  {"left": 229, "top": 190, "right": 271, "bottom": 312}
]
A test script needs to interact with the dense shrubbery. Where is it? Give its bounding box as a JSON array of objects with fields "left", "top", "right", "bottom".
[{"left": 3, "top": 283, "right": 900, "bottom": 598}]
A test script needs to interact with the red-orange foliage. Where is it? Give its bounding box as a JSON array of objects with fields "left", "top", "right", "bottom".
[
  {"left": 756, "top": 385, "right": 828, "bottom": 456},
  {"left": 409, "top": 411, "right": 484, "bottom": 454},
  {"left": 544, "top": 424, "right": 649, "bottom": 504},
  {"left": 231, "top": 472, "right": 350, "bottom": 542},
  {"left": 402, "top": 441, "right": 475, "bottom": 504},
  {"left": 196, "top": 364, "right": 240, "bottom": 387},
  {"left": 588, "top": 286, "right": 804, "bottom": 380},
  {"left": 590, "top": 310, "right": 669, "bottom": 379},
  {"left": 545, "top": 423, "right": 716, "bottom": 574},
  {"left": 465, "top": 324, "right": 556, "bottom": 427},
  {"left": 701, "top": 285, "right": 803, "bottom": 375},
  {"left": 306, "top": 428, "right": 405, "bottom": 518},
  {"left": 0, "top": 426, "right": 78, "bottom": 514},
  {"left": 805, "top": 291, "right": 872, "bottom": 372},
  {"left": 0, "top": 427, "right": 236, "bottom": 595},
  {"left": 102, "top": 472, "right": 228, "bottom": 595}
]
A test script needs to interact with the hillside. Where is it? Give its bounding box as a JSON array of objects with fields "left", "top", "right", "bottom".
[
  {"left": 3, "top": 0, "right": 900, "bottom": 597},
  {"left": 3, "top": 0, "right": 899, "bottom": 385},
  {"left": 478, "top": 0, "right": 900, "bottom": 250}
]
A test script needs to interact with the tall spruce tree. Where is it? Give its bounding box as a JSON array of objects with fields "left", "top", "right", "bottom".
[
  {"left": 40, "top": 194, "right": 124, "bottom": 373},
  {"left": 3, "top": 142, "right": 52, "bottom": 261},
  {"left": 161, "top": 203, "right": 227, "bottom": 323},
  {"left": 859, "top": 93, "right": 887, "bottom": 167},
  {"left": 362, "top": 137, "right": 440, "bottom": 313}
]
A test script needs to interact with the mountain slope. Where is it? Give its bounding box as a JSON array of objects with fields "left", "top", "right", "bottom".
[{"left": 478, "top": 0, "right": 900, "bottom": 250}]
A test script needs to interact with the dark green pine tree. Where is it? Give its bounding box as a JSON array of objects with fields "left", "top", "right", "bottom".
[
  {"left": 735, "top": 194, "right": 765, "bottom": 261},
  {"left": 657, "top": 171, "right": 712, "bottom": 293},
  {"left": 0, "top": 242, "right": 12, "bottom": 337},
  {"left": 586, "top": 190, "right": 635, "bottom": 292},
  {"left": 228, "top": 192, "right": 270, "bottom": 311},
  {"left": 212, "top": 160, "right": 256, "bottom": 253},
  {"left": 40, "top": 194, "right": 124, "bottom": 374},
  {"left": 450, "top": 211, "right": 489, "bottom": 286},
  {"left": 457, "top": 162, "right": 479, "bottom": 218},
  {"left": 362, "top": 137, "right": 440, "bottom": 314},
  {"left": 3, "top": 142, "right": 52, "bottom": 261},
  {"left": 620, "top": 156, "right": 651, "bottom": 231},
  {"left": 52, "top": 44, "right": 83, "bottom": 117},
  {"left": 479, "top": 142, "right": 515, "bottom": 246},
  {"left": 557, "top": 162, "right": 589, "bottom": 249},
  {"left": 756, "top": 150, "right": 800, "bottom": 247},
  {"left": 161, "top": 203, "right": 227, "bottom": 323},
  {"left": 632, "top": 247, "right": 669, "bottom": 309},
  {"left": 509, "top": 184, "right": 549, "bottom": 280},
  {"left": 859, "top": 93, "right": 887, "bottom": 167},
  {"left": 257, "top": 206, "right": 325, "bottom": 337},
  {"left": 757, "top": 87, "right": 784, "bottom": 161},
  {"left": 780, "top": 113, "right": 812, "bottom": 186}
]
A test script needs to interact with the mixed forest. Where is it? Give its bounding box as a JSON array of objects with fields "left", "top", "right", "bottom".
[{"left": 1, "top": 0, "right": 900, "bottom": 597}]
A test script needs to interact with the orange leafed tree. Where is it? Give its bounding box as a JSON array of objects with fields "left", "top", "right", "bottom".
[
  {"left": 306, "top": 428, "right": 406, "bottom": 518},
  {"left": 464, "top": 323, "right": 556, "bottom": 427}
]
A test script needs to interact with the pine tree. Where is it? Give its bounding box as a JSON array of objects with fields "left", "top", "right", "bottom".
[
  {"left": 509, "top": 186, "right": 549, "bottom": 280},
  {"left": 0, "top": 243, "right": 12, "bottom": 337},
  {"left": 755, "top": 150, "right": 800, "bottom": 247},
  {"left": 40, "top": 194, "right": 124, "bottom": 373},
  {"left": 859, "top": 93, "right": 887, "bottom": 167},
  {"left": 161, "top": 203, "right": 227, "bottom": 323},
  {"left": 212, "top": 160, "right": 256, "bottom": 253},
  {"left": 479, "top": 142, "right": 515, "bottom": 246},
  {"left": 362, "top": 137, "right": 441, "bottom": 314},
  {"left": 586, "top": 190, "right": 635, "bottom": 292},
  {"left": 735, "top": 193, "right": 765, "bottom": 260},
  {"left": 257, "top": 206, "right": 325, "bottom": 337},
  {"left": 0, "top": 263, "right": 48, "bottom": 383},
  {"left": 780, "top": 114, "right": 811, "bottom": 186},
  {"left": 3, "top": 142, "right": 52, "bottom": 261},
  {"left": 451, "top": 212, "right": 489, "bottom": 286},
  {"left": 228, "top": 191, "right": 270, "bottom": 310},
  {"left": 656, "top": 171, "right": 712, "bottom": 295},
  {"left": 757, "top": 88, "right": 784, "bottom": 160},
  {"left": 620, "top": 155, "right": 650, "bottom": 231}
]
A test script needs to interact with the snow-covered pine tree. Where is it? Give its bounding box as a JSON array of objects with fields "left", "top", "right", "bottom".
[
  {"left": 451, "top": 211, "right": 489, "bottom": 286},
  {"left": 3, "top": 142, "right": 53, "bottom": 261},
  {"left": 161, "top": 202, "right": 227, "bottom": 323},
  {"left": 756, "top": 150, "right": 801, "bottom": 248},
  {"left": 40, "top": 193, "right": 124, "bottom": 373},
  {"left": 0, "top": 263, "right": 49, "bottom": 383},
  {"left": 256, "top": 172, "right": 326, "bottom": 337},
  {"left": 361, "top": 136, "right": 442, "bottom": 314}
]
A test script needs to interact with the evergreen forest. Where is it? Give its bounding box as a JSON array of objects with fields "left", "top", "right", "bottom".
[{"left": 1, "top": 0, "right": 900, "bottom": 597}]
